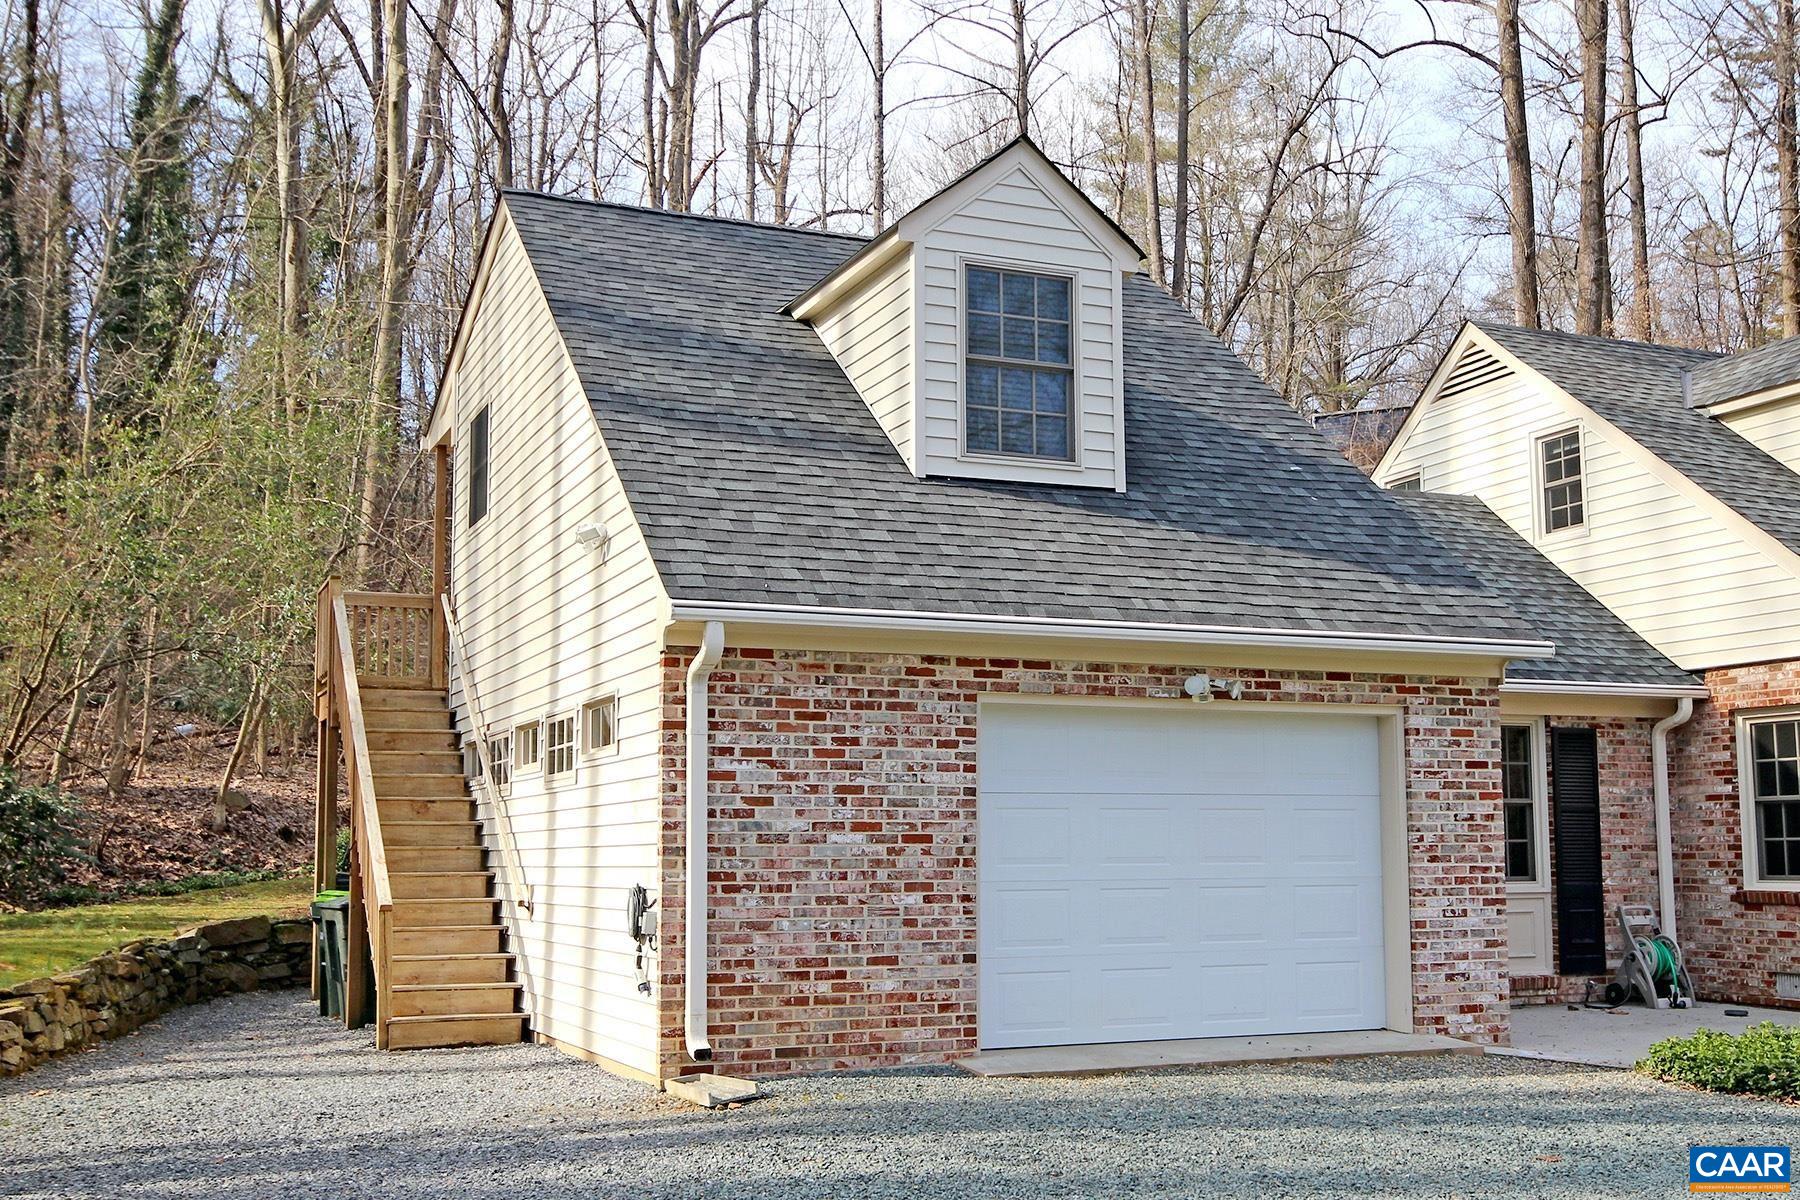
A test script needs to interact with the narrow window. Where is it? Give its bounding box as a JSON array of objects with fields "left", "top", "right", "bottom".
[
  {"left": 468, "top": 406, "right": 490, "bottom": 527},
  {"left": 514, "top": 721, "right": 541, "bottom": 772},
  {"left": 964, "top": 266, "right": 1072, "bottom": 460},
  {"left": 545, "top": 714, "right": 576, "bottom": 780},
  {"left": 487, "top": 733, "right": 511, "bottom": 794},
  {"left": 1748, "top": 717, "right": 1800, "bottom": 881},
  {"left": 462, "top": 738, "right": 481, "bottom": 784},
  {"left": 1539, "top": 429, "right": 1584, "bottom": 533},
  {"left": 582, "top": 695, "right": 618, "bottom": 756},
  {"left": 1502, "top": 723, "right": 1537, "bottom": 882},
  {"left": 1390, "top": 474, "right": 1423, "bottom": 492}
]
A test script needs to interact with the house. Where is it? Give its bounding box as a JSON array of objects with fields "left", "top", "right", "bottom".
[
  {"left": 317, "top": 138, "right": 1740, "bottom": 1083},
  {"left": 1376, "top": 320, "right": 1800, "bottom": 1012}
]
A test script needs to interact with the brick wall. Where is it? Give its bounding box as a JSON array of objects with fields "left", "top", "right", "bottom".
[
  {"left": 1670, "top": 663, "right": 1800, "bottom": 1009},
  {"left": 655, "top": 649, "right": 1510, "bottom": 1078}
]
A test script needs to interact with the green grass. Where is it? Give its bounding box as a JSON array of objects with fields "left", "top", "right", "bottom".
[{"left": 0, "top": 876, "right": 313, "bottom": 988}]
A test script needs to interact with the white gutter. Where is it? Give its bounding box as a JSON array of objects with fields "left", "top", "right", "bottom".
[
  {"left": 684, "top": 620, "right": 725, "bottom": 1063},
  {"left": 1652, "top": 697, "right": 1696, "bottom": 942},
  {"left": 1500, "top": 679, "right": 1711, "bottom": 699},
  {"left": 667, "top": 600, "right": 1555, "bottom": 661}
]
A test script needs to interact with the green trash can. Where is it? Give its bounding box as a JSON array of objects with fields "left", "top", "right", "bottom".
[{"left": 311, "top": 892, "right": 349, "bottom": 1019}]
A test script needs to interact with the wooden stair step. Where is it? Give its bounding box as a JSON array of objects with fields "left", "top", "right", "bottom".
[
  {"left": 370, "top": 750, "right": 463, "bottom": 775},
  {"left": 391, "top": 952, "right": 513, "bottom": 985},
  {"left": 389, "top": 870, "right": 495, "bottom": 899},
  {"left": 368, "top": 730, "right": 459, "bottom": 753},
  {"left": 381, "top": 820, "right": 481, "bottom": 848},
  {"left": 364, "top": 709, "right": 453, "bottom": 732},
  {"left": 374, "top": 773, "right": 472, "bottom": 798},
  {"left": 391, "top": 924, "right": 504, "bottom": 955},
  {"left": 391, "top": 897, "right": 500, "bottom": 928},
  {"left": 388, "top": 846, "right": 486, "bottom": 872},
  {"left": 378, "top": 798, "right": 474, "bottom": 822},
  {"left": 361, "top": 689, "right": 451, "bottom": 712},
  {"left": 386, "top": 1013, "right": 525, "bottom": 1050},
  {"left": 390, "top": 981, "right": 522, "bottom": 1018}
]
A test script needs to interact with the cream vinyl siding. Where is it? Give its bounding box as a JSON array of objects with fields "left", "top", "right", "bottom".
[
  {"left": 913, "top": 166, "right": 1124, "bottom": 490},
  {"left": 1718, "top": 399, "right": 1800, "bottom": 476},
  {"left": 446, "top": 206, "right": 668, "bottom": 1077},
  {"left": 1379, "top": 361, "right": 1800, "bottom": 671},
  {"left": 812, "top": 250, "right": 915, "bottom": 468}
]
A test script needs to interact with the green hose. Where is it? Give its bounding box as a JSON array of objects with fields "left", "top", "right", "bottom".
[{"left": 1635, "top": 935, "right": 1684, "bottom": 999}]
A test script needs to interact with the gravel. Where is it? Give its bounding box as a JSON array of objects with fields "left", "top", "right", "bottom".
[{"left": 3, "top": 991, "right": 1797, "bottom": 1199}]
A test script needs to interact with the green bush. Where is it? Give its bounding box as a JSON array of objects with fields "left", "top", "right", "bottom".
[
  {"left": 0, "top": 768, "right": 90, "bottom": 907},
  {"left": 335, "top": 826, "right": 351, "bottom": 875},
  {"left": 1639, "top": 1023, "right": 1800, "bottom": 1100}
]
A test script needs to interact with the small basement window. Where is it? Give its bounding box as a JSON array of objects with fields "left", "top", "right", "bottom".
[
  {"left": 1746, "top": 716, "right": 1800, "bottom": 882},
  {"left": 468, "top": 405, "right": 490, "bottom": 527},
  {"left": 487, "top": 732, "right": 511, "bottom": 794},
  {"left": 582, "top": 695, "right": 618, "bottom": 756},
  {"left": 963, "top": 265, "right": 1072, "bottom": 460},
  {"left": 462, "top": 738, "right": 480, "bottom": 784},
  {"left": 1538, "top": 428, "right": 1584, "bottom": 533},
  {"left": 545, "top": 714, "right": 576, "bottom": 780},
  {"left": 514, "top": 720, "right": 541, "bottom": 772}
]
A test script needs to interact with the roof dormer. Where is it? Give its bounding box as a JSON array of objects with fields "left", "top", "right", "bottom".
[{"left": 787, "top": 138, "right": 1143, "bottom": 491}]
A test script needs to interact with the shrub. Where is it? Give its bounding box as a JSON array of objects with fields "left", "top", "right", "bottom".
[
  {"left": 335, "top": 826, "right": 351, "bottom": 876},
  {"left": 1639, "top": 1023, "right": 1800, "bottom": 1101},
  {"left": 0, "top": 768, "right": 90, "bottom": 907}
]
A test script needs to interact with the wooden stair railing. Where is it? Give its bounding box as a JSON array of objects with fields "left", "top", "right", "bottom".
[
  {"left": 317, "top": 580, "right": 397, "bottom": 1048},
  {"left": 439, "top": 595, "right": 534, "bottom": 915}
]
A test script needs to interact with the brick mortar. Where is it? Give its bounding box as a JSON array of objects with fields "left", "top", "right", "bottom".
[{"left": 656, "top": 650, "right": 1510, "bottom": 1078}]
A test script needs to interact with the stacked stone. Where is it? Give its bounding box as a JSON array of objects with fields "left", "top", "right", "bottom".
[{"left": 0, "top": 915, "right": 311, "bottom": 1077}]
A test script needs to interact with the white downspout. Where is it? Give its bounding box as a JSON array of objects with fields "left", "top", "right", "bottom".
[
  {"left": 684, "top": 620, "right": 725, "bottom": 1063},
  {"left": 1652, "top": 697, "right": 1695, "bottom": 942}
]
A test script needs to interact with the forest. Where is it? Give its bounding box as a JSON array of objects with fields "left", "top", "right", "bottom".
[{"left": 0, "top": 0, "right": 1794, "bottom": 886}]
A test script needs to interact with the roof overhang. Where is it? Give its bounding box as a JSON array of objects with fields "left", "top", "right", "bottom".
[
  {"left": 667, "top": 598, "right": 1555, "bottom": 662},
  {"left": 1697, "top": 379, "right": 1800, "bottom": 418},
  {"left": 1499, "top": 679, "right": 1709, "bottom": 699},
  {"left": 782, "top": 227, "right": 907, "bottom": 320}
]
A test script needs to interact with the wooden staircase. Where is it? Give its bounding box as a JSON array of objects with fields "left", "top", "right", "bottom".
[
  {"left": 365, "top": 685, "right": 525, "bottom": 1049},
  {"left": 315, "top": 579, "right": 527, "bottom": 1052}
]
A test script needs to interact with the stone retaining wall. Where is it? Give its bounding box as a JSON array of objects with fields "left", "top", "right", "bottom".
[{"left": 0, "top": 915, "right": 311, "bottom": 1077}]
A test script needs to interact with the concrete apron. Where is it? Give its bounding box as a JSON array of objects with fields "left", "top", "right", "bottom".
[
  {"left": 956, "top": 1030, "right": 1480, "bottom": 1078},
  {"left": 1495, "top": 1000, "right": 1800, "bottom": 1070}
]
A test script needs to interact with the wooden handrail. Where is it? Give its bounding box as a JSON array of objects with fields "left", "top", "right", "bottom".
[
  {"left": 440, "top": 595, "right": 534, "bottom": 914},
  {"left": 333, "top": 594, "right": 394, "bottom": 913},
  {"left": 343, "top": 589, "right": 434, "bottom": 606}
]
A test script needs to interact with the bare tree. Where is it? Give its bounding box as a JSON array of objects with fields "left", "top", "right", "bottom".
[{"left": 1573, "top": 0, "right": 1609, "bottom": 333}]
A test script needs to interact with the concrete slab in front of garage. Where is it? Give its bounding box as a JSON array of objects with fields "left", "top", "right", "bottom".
[{"left": 956, "top": 1030, "right": 1481, "bottom": 1077}]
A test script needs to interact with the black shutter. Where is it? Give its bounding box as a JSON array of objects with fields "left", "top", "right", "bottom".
[{"left": 1551, "top": 726, "right": 1607, "bottom": 975}]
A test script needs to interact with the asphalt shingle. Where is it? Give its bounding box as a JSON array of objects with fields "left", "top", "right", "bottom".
[
  {"left": 502, "top": 192, "right": 1551, "bottom": 645},
  {"left": 1387, "top": 491, "right": 1698, "bottom": 688},
  {"left": 1690, "top": 334, "right": 1800, "bottom": 408}
]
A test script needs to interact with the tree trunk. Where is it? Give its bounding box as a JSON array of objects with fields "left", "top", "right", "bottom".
[
  {"left": 1615, "top": 0, "right": 1653, "bottom": 339},
  {"left": 1011, "top": 0, "right": 1029, "bottom": 136},
  {"left": 1779, "top": 0, "right": 1800, "bottom": 336},
  {"left": 214, "top": 674, "right": 265, "bottom": 832},
  {"left": 745, "top": 0, "right": 760, "bottom": 220},
  {"left": 133, "top": 605, "right": 157, "bottom": 779},
  {"left": 871, "top": 0, "right": 886, "bottom": 231},
  {"left": 1171, "top": 0, "right": 1190, "bottom": 300},
  {"left": 1496, "top": 0, "right": 1540, "bottom": 327},
  {"left": 1574, "top": 0, "right": 1609, "bottom": 335},
  {"left": 1131, "top": 0, "right": 1164, "bottom": 283},
  {"left": 104, "top": 652, "right": 133, "bottom": 800},
  {"left": 488, "top": 0, "right": 515, "bottom": 190}
]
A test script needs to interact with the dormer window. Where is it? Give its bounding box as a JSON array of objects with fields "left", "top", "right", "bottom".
[{"left": 963, "top": 265, "right": 1072, "bottom": 460}]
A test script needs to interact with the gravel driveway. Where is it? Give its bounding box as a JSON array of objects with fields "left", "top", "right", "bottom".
[{"left": 3, "top": 991, "right": 1796, "bottom": 1199}]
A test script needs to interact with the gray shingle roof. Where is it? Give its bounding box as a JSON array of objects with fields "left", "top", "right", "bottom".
[
  {"left": 501, "top": 191, "right": 1549, "bottom": 646},
  {"left": 1690, "top": 334, "right": 1800, "bottom": 408},
  {"left": 1475, "top": 321, "right": 1800, "bottom": 558},
  {"left": 1386, "top": 491, "right": 1698, "bottom": 687}
]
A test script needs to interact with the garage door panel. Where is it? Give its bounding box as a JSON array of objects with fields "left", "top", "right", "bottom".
[{"left": 979, "top": 704, "right": 1387, "bottom": 1049}]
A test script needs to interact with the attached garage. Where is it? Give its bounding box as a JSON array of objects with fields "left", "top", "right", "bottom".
[{"left": 978, "top": 700, "right": 1402, "bottom": 1050}]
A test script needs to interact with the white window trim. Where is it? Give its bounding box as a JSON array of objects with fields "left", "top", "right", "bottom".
[
  {"left": 581, "top": 694, "right": 620, "bottom": 759},
  {"left": 513, "top": 719, "right": 542, "bottom": 775},
  {"left": 1735, "top": 706, "right": 1800, "bottom": 892},
  {"left": 955, "top": 254, "right": 1085, "bottom": 471},
  {"left": 543, "top": 712, "right": 578, "bottom": 787},
  {"left": 1531, "top": 424, "right": 1590, "bottom": 542},
  {"left": 1502, "top": 718, "right": 1551, "bottom": 895},
  {"left": 486, "top": 730, "right": 512, "bottom": 797}
]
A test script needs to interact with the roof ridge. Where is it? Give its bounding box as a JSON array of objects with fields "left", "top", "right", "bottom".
[
  {"left": 501, "top": 188, "right": 871, "bottom": 243},
  {"left": 1474, "top": 319, "right": 1722, "bottom": 360}
]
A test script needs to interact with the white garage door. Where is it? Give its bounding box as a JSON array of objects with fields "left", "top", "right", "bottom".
[{"left": 978, "top": 703, "right": 1387, "bottom": 1049}]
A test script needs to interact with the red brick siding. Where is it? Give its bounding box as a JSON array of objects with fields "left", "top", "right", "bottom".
[
  {"left": 1669, "top": 663, "right": 1800, "bottom": 1009},
  {"left": 655, "top": 650, "right": 1511, "bottom": 1078}
]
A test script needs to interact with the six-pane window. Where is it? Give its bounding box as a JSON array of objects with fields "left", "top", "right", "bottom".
[
  {"left": 964, "top": 266, "right": 1072, "bottom": 459},
  {"left": 545, "top": 714, "right": 576, "bottom": 779},
  {"left": 487, "top": 733, "right": 511, "bottom": 793},
  {"left": 1502, "top": 724, "right": 1536, "bottom": 882},
  {"left": 1749, "top": 717, "right": 1800, "bottom": 880},
  {"left": 1539, "top": 429, "right": 1584, "bottom": 532},
  {"left": 468, "top": 406, "right": 490, "bottom": 527}
]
